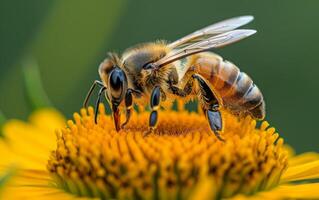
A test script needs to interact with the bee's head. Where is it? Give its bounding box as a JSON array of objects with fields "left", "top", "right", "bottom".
[{"left": 98, "top": 54, "right": 128, "bottom": 131}]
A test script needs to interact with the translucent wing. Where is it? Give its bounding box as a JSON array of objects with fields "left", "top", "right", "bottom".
[
  {"left": 168, "top": 16, "right": 254, "bottom": 49},
  {"left": 154, "top": 29, "right": 256, "bottom": 68}
]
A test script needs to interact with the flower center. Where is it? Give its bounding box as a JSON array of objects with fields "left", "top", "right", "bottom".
[{"left": 47, "top": 104, "right": 288, "bottom": 199}]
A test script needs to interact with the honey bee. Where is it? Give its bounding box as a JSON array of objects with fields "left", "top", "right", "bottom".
[{"left": 84, "top": 16, "right": 265, "bottom": 141}]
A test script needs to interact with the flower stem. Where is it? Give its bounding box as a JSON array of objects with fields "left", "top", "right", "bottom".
[{"left": 22, "top": 57, "right": 52, "bottom": 110}]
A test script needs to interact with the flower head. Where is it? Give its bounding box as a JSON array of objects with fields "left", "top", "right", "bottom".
[{"left": 1, "top": 105, "right": 319, "bottom": 199}]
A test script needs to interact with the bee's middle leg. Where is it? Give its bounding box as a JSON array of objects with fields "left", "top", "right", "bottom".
[
  {"left": 192, "top": 74, "right": 225, "bottom": 142},
  {"left": 121, "top": 88, "right": 141, "bottom": 128},
  {"left": 144, "top": 86, "right": 161, "bottom": 137},
  {"left": 121, "top": 89, "right": 133, "bottom": 129},
  {"left": 169, "top": 78, "right": 194, "bottom": 97}
]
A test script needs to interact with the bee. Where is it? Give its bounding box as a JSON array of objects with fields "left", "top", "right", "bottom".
[{"left": 84, "top": 16, "right": 265, "bottom": 141}]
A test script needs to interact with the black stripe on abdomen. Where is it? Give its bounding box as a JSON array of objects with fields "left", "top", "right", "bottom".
[
  {"left": 223, "top": 72, "right": 252, "bottom": 103},
  {"left": 240, "top": 83, "right": 263, "bottom": 110}
]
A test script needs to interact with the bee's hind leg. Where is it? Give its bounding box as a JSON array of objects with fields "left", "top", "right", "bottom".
[
  {"left": 144, "top": 86, "right": 161, "bottom": 137},
  {"left": 192, "top": 74, "right": 225, "bottom": 142}
]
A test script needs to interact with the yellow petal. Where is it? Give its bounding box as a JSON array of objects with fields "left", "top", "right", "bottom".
[
  {"left": 281, "top": 161, "right": 319, "bottom": 182},
  {"left": 0, "top": 109, "right": 65, "bottom": 170},
  {"left": 0, "top": 140, "right": 45, "bottom": 170},
  {"left": 289, "top": 152, "right": 319, "bottom": 166},
  {"left": 29, "top": 108, "right": 65, "bottom": 133},
  {"left": 0, "top": 168, "right": 94, "bottom": 200},
  {"left": 1, "top": 121, "right": 53, "bottom": 170},
  {"left": 230, "top": 183, "right": 319, "bottom": 200},
  {"left": 1, "top": 186, "right": 91, "bottom": 200}
]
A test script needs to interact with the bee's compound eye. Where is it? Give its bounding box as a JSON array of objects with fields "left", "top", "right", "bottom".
[{"left": 108, "top": 68, "right": 127, "bottom": 100}]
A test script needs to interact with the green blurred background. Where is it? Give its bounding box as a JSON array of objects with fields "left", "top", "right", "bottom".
[{"left": 1, "top": 0, "right": 318, "bottom": 153}]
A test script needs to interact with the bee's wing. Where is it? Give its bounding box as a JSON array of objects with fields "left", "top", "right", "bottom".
[
  {"left": 168, "top": 16, "right": 254, "bottom": 49},
  {"left": 154, "top": 29, "right": 256, "bottom": 70}
]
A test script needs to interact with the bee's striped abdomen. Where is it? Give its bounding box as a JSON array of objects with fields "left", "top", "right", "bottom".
[{"left": 193, "top": 53, "right": 265, "bottom": 120}]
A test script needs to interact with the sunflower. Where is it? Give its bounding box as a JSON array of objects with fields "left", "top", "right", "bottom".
[{"left": 0, "top": 104, "right": 318, "bottom": 200}]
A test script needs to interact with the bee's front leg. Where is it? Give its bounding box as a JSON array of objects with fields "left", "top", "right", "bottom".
[
  {"left": 192, "top": 74, "right": 225, "bottom": 142},
  {"left": 94, "top": 86, "right": 107, "bottom": 124},
  {"left": 144, "top": 86, "right": 161, "bottom": 137},
  {"left": 83, "top": 80, "right": 105, "bottom": 108}
]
